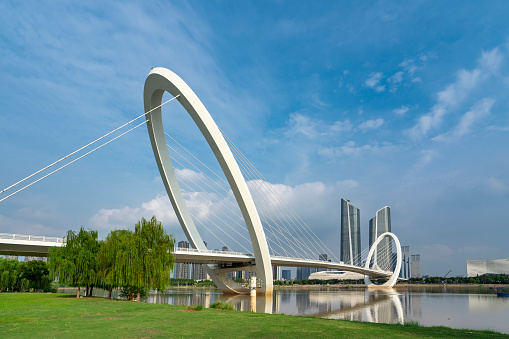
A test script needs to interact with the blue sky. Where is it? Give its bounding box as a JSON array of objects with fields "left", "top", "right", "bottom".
[{"left": 1, "top": 1, "right": 509, "bottom": 276}]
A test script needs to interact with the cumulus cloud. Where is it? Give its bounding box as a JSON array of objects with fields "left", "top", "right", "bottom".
[
  {"left": 89, "top": 178, "right": 359, "bottom": 257},
  {"left": 364, "top": 72, "right": 385, "bottom": 92},
  {"left": 357, "top": 118, "right": 384, "bottom": 132},
  {"left": 407, "top": 47, "right": 503, "bottom": 140},
  {"left": 393, "top": 105, "right": 409, "bottom": 116}
]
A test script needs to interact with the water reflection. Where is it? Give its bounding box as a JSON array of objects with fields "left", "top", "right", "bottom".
[{"left": 60, "top": 286, "right": 509, "bottom": 333}]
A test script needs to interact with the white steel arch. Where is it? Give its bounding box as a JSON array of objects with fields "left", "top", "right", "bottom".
[
  {"left": 364, "top": 232, "right": 402, "bottom": 288},
  {"left": 143, "top": 67, "right": 273, "bottom": 294}
]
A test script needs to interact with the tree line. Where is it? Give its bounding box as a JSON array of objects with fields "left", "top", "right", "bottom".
[
  {"left": 49, "top": 216, "right": 175, "bottom": 301},
  {"left": 0, "top": 258, "right": 53, "bottom": 292}
]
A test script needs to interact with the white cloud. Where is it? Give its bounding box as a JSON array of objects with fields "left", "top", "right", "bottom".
[
  {"left": 357, "top": 118, "right": 384, "bottom": 131},
  {"left": 318, "top": 140, "right": 392, "bottom": 157},
  {"left": 393, "top": 106, "right": 409, "bottom": 116},
  {"left": 364, "top": 72, "right": 385, "bottom": 92},
  {"left": 89, "top": 179, "right": 359, "bottom": 257},
  {"left": 407, "top": 47, "right": 503, "bottom": 140},
  {"left": 284, "top": 113, "right": 352, "bottom": 138},
  {"left": 433, "top": 98, "right": 494, "bottom": 142}
]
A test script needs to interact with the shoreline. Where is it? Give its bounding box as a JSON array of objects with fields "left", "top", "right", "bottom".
[{"left": 2, "top": 293, "right": 507, "bottom": 338}]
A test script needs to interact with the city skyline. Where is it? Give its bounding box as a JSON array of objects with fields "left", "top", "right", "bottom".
[{"left": 1, "top": 2, "right": 509, "bottom": 276}]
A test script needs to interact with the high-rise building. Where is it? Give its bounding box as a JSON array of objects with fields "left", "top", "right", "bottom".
[
  {"left": 297, "top": 267, "right": 317, "bottom": 280},
  {"left": 273, "top": 266, "right": 281, "bottom": 280},
  {"left": 340, "top": 199, "right": 361, "bottom": 266},
  {"left": 400, "top": 246, "right": 411, "bottom": 279},
  {"left": 411, "top": 254, "right": 421, "bottom": 278},
  {"left": 175, "top": 241, "right": 191, "bottom": 279},
  {"left": 282, "top": 270, "right": 291, "bottom": 281},
  {"left": 369, "top": 206, "right": 392, "bottom": 269}
]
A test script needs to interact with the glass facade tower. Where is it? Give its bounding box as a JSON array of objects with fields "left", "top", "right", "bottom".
[
  {"left": 340, "top": 199, "right": 361, "bottom": 266},
  {"left": 368, "top": 206, "right": 392, "bottom": 269}
]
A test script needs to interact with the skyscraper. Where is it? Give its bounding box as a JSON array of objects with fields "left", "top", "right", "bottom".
[
  {"left": 368, "top": 206, "right": 392, "bottom": 269},
  {"left": 273, "top": 266, "right": 281, "bottom": 280},
  {"left": 411, "top": 254, "right": 421, "bottom": 278},
  {"left": 282, "top": 270, "right": 291, "bottom": 281},
  {"left": 400, "top": 246, "right": 411, "bottom": 279},
  {"left": 341, "top": 199, "right": 361, "bottom": 266}
]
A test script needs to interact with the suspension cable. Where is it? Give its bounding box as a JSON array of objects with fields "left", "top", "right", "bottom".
[
  {"left": 0, "top": 121, "right": 149, "bottom": 203},
  {"left": 1, "top": 95, "right": 180, "bottom": 196}
]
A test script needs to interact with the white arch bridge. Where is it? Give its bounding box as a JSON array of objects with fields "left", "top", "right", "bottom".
[{"left": 0, "top": 68, "right": 404, "bottom": 294}]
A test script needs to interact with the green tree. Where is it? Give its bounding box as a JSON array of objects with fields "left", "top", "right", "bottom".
[
  {"left": 0, "top": 258, "right": 24, "bottom": 292},
  {"left": 50, "top": 227, "right": 100, "bottom": 298},
  {"left": 21, "top": 260, "right": 51, "bottom": 292},
  {"left": 97, "top": 229, "right": 132, "bottom": 298},
  {"left": 120, "top": 216, "right": 175, "bottom": 301}
]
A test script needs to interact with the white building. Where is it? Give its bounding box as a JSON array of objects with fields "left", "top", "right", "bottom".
[
  {"left": 308, "top": 270, "right": 364, "bottom": 280},
  {"left": 467, "top": 258, "right": 509, "bottom": 277}
]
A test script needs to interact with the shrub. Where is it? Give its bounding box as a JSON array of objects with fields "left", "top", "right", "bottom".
[
  {"left": 210, "top": 301, "right": 235, "bottom": 311},
  {"left": 187, "top": 304, "right": 203, "bottom": 311}
]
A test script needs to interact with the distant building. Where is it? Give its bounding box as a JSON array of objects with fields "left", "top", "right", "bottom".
[
  {"left": 221, "top": 245, "right": 235, "bottom": 280},
  {"left": 341, "top": 199, "right": 361, "bottom": 266},
  {"left": 273, "top": 266, "right": 281, "bottom": 280},
  {"left": 24, "top": 256, "right": 47, "bottom": 262},
  {"left": 400, "top": 246, "right": 411, "bottom": 279},
  {"left": 4, "top": 255, "right": 18, "bottom": 260},
  {"left": 175, "top": 241, "right": 191, "bottom": 279},
  {"left": 467, "top": 258, "right": 509, "bottom": 277},
  {"left": 297, "top": 267, "right": 317, "bottom": 280},
  {"left": 411, "top": 254, "right": 421, "bottom": 278},
  {"left": 369, "top": 206, "right": 392, "bottom": 269},
  {"left": 191, "top": 241, "right": 209, "bottom": 280},
  {"left": 282, "top": 269, "right": 291, "bottom": 281}
]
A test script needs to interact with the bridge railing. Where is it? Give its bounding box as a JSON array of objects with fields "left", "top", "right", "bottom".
[
  {"left": 175, "top": 247, "right": 253, "bottom": 257},
  {"left": 0, "top": 233, "right": 64, "bottom": 243}
]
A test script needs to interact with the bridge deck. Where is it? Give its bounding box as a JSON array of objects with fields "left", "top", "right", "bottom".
[{"left": 0, "top": 235, "right": 393, "bottom": 278}]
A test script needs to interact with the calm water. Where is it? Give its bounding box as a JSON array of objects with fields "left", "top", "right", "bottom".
[{"left": 63, "top": 285, "right": 509, "bottom": 334}]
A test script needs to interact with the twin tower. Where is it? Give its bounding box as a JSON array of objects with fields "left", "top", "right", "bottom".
[{"left": 340, "top": 199, "right": 392, "bottom": 266}]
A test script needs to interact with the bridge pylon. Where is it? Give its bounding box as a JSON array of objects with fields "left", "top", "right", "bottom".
[
  {"left": 143, "top": 67, "right": 273, "bottom": 294},
  {"left": 364, "top": 232, "right": 402, "bottom": 288}
]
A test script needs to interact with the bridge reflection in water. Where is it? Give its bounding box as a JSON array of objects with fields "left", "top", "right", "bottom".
[{"left": 64, "top": 287, "right": 422, "bottom": 325}]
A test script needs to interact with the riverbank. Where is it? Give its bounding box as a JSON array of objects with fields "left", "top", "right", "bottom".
[{"left": 1, "top": 293, "right": 507, "bottom": 338}]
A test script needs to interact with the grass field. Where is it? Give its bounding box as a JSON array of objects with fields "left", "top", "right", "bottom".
[{"left": 1, "top": 293, "right": 507, "bottom": 338}]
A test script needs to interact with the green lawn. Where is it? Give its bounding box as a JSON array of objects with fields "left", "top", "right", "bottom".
[{"left": 0, "top": 293, "right": 507, "bottom": 338}]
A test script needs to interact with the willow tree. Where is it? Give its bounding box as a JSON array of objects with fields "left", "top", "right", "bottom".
[
  {"left": 98, "top": 229, "right": 132, "bottom": 298},
  {"left": 0, "top": 257, "right": 24, "bottom": 292},
  {"left": 118, "top": 216, "right": 175, "bottom": 301},
  {"left": 49, "top": 227, "right": 100, "bottom": 298}
]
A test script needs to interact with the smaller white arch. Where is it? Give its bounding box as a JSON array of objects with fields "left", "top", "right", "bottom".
[{"left": 364, "top": 232, "right": 402, "bottom": 288}]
